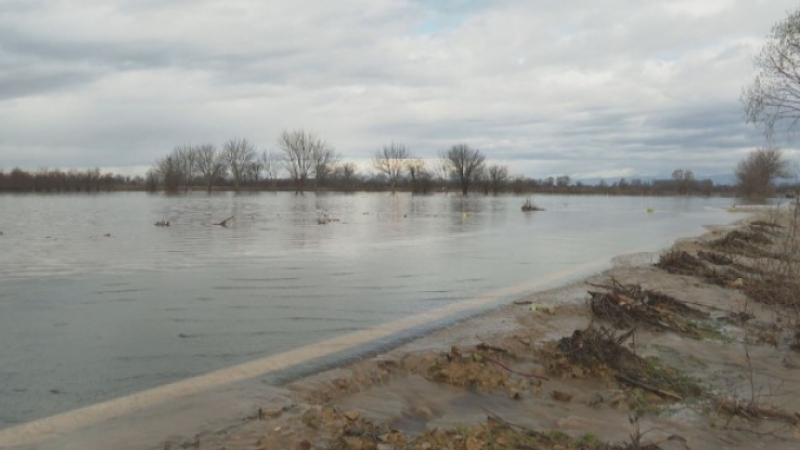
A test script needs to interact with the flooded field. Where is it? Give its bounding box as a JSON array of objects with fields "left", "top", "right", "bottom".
[{"left": 0, "top": 192, "right": 737, "bottom": 429}]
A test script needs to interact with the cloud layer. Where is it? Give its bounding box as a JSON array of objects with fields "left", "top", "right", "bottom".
[{"left": 0, "top": 0, "right": 796, "bottom": 178}]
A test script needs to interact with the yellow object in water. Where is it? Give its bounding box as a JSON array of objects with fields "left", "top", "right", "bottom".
[{"left": 647, "top": 207, "right": 654, "bottom": 214}]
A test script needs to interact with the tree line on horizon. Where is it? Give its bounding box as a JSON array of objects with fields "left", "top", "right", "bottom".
[{"left": 0, "top": 135, "right": 795, "bottom": 198}]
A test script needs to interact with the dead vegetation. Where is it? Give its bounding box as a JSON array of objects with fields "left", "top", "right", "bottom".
[
  {"left": 539, "top": 327, "right": 702, "bottom": 402},
  {"left": 289, "top": 404, "right": 673, "bottom": 450},
  {"left": 588, "top": 281, "right": 710, "bottom": 338}
]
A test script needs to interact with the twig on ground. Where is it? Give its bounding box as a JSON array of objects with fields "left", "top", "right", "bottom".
[
  {"left": 615, "top": 374, "right": 683, "bottom": 401},
  {"left": 480, "top": 353, "right": 550, "bottom": 381}
]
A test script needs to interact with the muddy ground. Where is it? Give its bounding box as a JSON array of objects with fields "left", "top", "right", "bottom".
[{"left": 166, "top": 207, "right": 800, "bottom": 450}]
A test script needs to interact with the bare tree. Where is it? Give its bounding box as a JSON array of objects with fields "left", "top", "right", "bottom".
[
  {"left": 487, "top": 164, "right": 509, "bottom": 194},
  {"left": 445, "top": 144, "right": 486, "bottom": 195},
  {"left": 406, "top": 159, "right": 432, "bottom": 194},
  {"left": 312, "top": 143, "right": 339, "bottom": 189},
  {"left": 279, "top": 129, "right": 320, "bottom": 193},
  {"left": 175, "top": 145, "right": 197, "bottom": 191},
  {"left": 744, "top": 7, "right": 800, "bottom": 141},
  {"left": 334, "top": 162, "right": 358, "bottom": 191},
  {"left": 373, "top": 143, "right": 410, "bottom": 192},
  {"left": 259, "top": 150, "right": 280, "bottom": 191},
  {"left": 155, "top": 156, "right": 181, "bottom": 193},
  {"left": 736, "top": 147, "right": 791, "bottom": 198},
  {"left": 671, "top": 169, "right": 695, "bottom": 195},
  {"left": 194, "top": 144, "right": 227, "bottom": 193},
  {"left": 223, "top": 138, "right": 255, "bottom": 192},
  {"left": 247, "top": 155, "right": 264, "bottom": 186}
]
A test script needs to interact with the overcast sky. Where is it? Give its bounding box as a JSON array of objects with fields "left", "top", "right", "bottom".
[{"left": 0, "top": 0, "right": 797, "bottom": 179}]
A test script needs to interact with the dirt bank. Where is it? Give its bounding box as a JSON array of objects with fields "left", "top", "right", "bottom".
[{"left": 133, "top": 206, "right": 800, "bottom": 449}]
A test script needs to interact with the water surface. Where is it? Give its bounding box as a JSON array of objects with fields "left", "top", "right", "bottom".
[{"left": 0, "top": 192, "right": 737, "bottom": 428}]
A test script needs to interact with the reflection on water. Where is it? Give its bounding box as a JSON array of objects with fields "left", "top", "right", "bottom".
[{"left": 0, "top": 192, "right": 736, "bottom": 428}]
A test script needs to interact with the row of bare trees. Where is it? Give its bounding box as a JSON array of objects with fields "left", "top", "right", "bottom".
[
  {"left": 372, "top": 142, "right": 510, "bottom": 195},
  {"left": 148, "top": 139, "right": 281, "bottom": 193},
  {"left": 150, "top": 130, "right": 509, "bottom": 195}
]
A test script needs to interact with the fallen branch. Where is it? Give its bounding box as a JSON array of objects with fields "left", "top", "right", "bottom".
[
  {"left": 476, "top": 335, "right": 510, "bottom": 354},
  {"left": 716, "top": 397, "right": 800, "bottom": 425},
  {"left": 615, "top": 374, "right": 682, "bottom": 401},
  {"left": 482, "top": 408, "right": 538, "bottom": 436},
  {"left": 480, "top": 354, "right": 549, "bottom": 381}
]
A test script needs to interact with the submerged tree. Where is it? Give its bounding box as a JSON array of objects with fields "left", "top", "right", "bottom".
[
  {"left": 671, "top": 169, "right": 695, "bottom": 195},
  {"left": 194, "top": 144, "right": 227, "bottom": 193},
  {"left": 373, "top": 142, "right": 410, "bottom": 193},
  {"left": 312, "top": 142, "right": 340, "bottom": 189},
  {"left": 406, "top": 159, "right": 432, "bottom": 194},
  {"left": 223, "top": 139, "right": 255, "bottom": 192},
  {"left": 445, "top": 144, "right": 486, "bottom": 195},
  {"left": 743, "top": 7, "right": 800, "bottom": 141},
  {"left": 279, "top": 129, "right": 323, "bottom": 194},
  {"left": 735, "top": 147, "right": 790, "bottom": 198},
  {"left": 487, "top": 164, "right": 509, "bottom": 194},
  {"left": 259, "top": 150, "right": 280, "bottom": 190}
]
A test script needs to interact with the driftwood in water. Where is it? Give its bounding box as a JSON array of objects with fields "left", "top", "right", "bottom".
[
  {"left": 521, "top": 198, "right": 544, "bottom": 212},
  {"left": 214, "top": 216, "right": 234, "bottom": 227}
]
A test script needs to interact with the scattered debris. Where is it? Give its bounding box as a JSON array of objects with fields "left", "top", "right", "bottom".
[{"left": 154, "top": 220, "right": 170, "bottom": 227}]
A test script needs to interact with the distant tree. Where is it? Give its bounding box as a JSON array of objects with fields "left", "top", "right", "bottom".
[
  {"left": 259, "top": 150, "right": 280, "bottom": 190},
  {"left": 556, "top": 175, "right": 570, "bottom": 188},
  {"left": 445, "top": 144, "right": 485, "bottom": 195},
  {"left": 174, "top": 145, "right": 197, "bottom": 191},
  {"left": 155, "top": 157, "right": 181, "bottom": 193},
  {"left": 671, "top": 169, "right": 695, "bottom": 195},
  {"left": 743, "top": 7, "right": 800, "bottom": 141},
  {"left": 246, "top": 154, "right": 264, "bottom": 186},
  {"left": 735, "top": 147, "right": 790, "bottom": 198},
  {"left": 487, "top": 164, "right": 509, "bottom": 194},
  {"left": 223, "top": 139, "right": 256, "bottom": 192},
  {"left": 406, "top": 159, "right": 432, "bottom": 194},
  {"left": 312, "top": 143, "right": 339, "bottom": 189},
  {"left": 145, "top": 169, "right": 159, "bottom": 192},
  {"left": 193, "top": 144, "right": 227, "bottom": 193},
  {"left": 279, "top": 129, "right": 320, "bottom": 194},
  {"left": 373, "top": 143, "right": 410, "bottom": 193},
  {"left": 333, "top": 162, "right": 359, "bottom": 191}
]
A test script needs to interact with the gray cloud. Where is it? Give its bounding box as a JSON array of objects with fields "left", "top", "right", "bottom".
[{"left": 0, "top": 0, "right": 796, "bottom": 179}]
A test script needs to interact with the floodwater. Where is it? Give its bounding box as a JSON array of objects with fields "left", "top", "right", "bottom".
[{"left": 0, "top": 192, "right": 737, "bottom": 430}]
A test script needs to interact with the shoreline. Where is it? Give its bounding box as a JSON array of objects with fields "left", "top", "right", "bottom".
[{"left": 5, "top": 207, "right": 797, "bottom": 450}]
